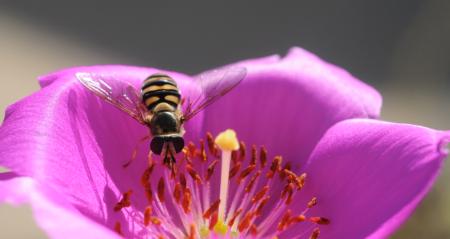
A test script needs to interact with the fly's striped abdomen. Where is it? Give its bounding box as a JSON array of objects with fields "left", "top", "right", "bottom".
[{"left": 141, "top": 74, "right": 181, "bottom": 112}]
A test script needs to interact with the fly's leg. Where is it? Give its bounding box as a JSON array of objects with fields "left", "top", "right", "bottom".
[{"left": 123, "top": 135, "right": 151, "bottom": 168}]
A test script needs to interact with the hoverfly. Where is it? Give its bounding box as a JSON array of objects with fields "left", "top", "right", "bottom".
[{"left": 76, "top": 67, "right": 246, "bottom": 167}]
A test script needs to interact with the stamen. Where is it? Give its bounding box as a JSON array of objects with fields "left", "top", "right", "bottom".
[
  {"left": 250, "top": 145, "right": 257, "bottom": 165},
  {"left": 267, "top": 156, "right": 282, "bottom": 178},
  {"left": 238, "top": 164, "right": 256, "bottom": 183},
  {"left": 209, "top": 211, "right": 218, "bottom": 230},
  {"left": 229, "top": 162, "right": 241, "bottom": 179},
  {"left": 227, "top": 208, "right": 243, "bottom": 227},
  {"left": 199, "top": 139, "right": 207, "bottom": 162},
  {"left": 206, "top": 132, "right": 219, "bottom": 157},
  {"left": 239, "top": 141, "right": 246, "bottom": 160},
  {"left": 307, "top": 197, "right": 318, "bottom": 208},
  {"left": 203, "top": 199, "right": 221, "bottom": 219},
  {"left": 260, "top": 146, "right": 267, "bottom": 168},
  {"left": 157, "top": 177, "right": 165, "bottom": 202},
  {"left": 186, "top": 164, "right": 202, "bottom": 185},
  {"left": 255, "top": 196, "right": 270, "bottom": 216},
  {"left": 182, "top": 187, "right": 192, "bottom": 213},
  {"left": 310, "top": 228, "right": 320, "bottom": 239},
  {"left": 238, "top": 211, "right": 255, "bottom": 232},
  {"left": 141, "top": 163, "right": 155, "bottom": 186},
  {"left": 310, "top": 217, "right": 330, "bottom": 225},
  {"left": 252, "top": 185, "right": 269, "bottom": 203},
  {"left": 144, "top": 206, "right": 152, "bottom": 226},
  {"left": 173, "top": 183, "right": 182, "bottom": 203},
  {"left": 114, "top": 190, "right": 132, "bottom": 211},
  {"left": 114, "top": 221, "right": 123, "bottom": 236},
  {"left": 206, "top": 159, "right": 219, "bottom": 181},
  {"left": 277, "top": 210, "right": 292, "bottom": 231},
  {"left": 127, "top": 130, "right": 330, "bottom": 239},
  {"left": 245, "top": 170, "right": 261, "bottom": 193},
  {"left": 188, "top": 224, "right": 196, "bottom": 239}
]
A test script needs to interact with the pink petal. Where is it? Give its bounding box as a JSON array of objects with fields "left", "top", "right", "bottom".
[
  {"left": 300, "top": 119, "right": 449, "bottom": 238},
  {"left": 0, "top": 65, "right": 200, "bottom": 226},
  {"left": 0, "top": 173, "right": 120, "bottom": 239},
  {"left": 202, "top": 47, "right": 382, "bottom": 168}
]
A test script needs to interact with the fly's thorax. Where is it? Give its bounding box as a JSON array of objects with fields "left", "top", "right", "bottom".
[
  {"left": 149, "top": 111, "right": 182, "bottom": 136},
  {"left": 141, "top": 73, "right": 181, "bottom": 112}
]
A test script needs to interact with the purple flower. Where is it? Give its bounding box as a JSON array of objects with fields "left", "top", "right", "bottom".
[{"left": 0, "top": 47, "right": 448, "bottom": 239}]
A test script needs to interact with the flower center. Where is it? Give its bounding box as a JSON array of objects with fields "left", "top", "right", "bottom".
[{"left": 113, "top": 130, "right": 329, "bottom": 238}]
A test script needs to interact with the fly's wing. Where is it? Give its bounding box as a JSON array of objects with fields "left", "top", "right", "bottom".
[
  {"left": 183, "top": 66, "right": 246, "bottom": 121},
  {"left": 76, "top": 72, "right": 148, "bottom": 125}
]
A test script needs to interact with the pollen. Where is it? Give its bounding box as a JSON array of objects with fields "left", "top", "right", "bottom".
[{"left": 114, "top": 130, "right": 329, "bottom": 238}]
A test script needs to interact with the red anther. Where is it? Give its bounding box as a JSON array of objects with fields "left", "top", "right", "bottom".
[
  {"left": 229, "top": 162, "right": 242, "bottom": 179},
  {"left": 157, "top": 177, "right": 165, "bottom": 202},
  {"left": 203, "top": 199, "right": 221, "bottom": 219},
  {"left": 209, "top": 211, "right": 219, "bottom": 230},
  {"left": 280, "top": 162, "right": 292, "bottom": 180},
  {"left": 283, "top": 169, "right": 297, "bottom": 182},
  {"left": 238, "top": 164, "right": 256, "bottom": 183},
  {"left": 231, "top": 150, "right": 238, "bottom": 164},
  {"left": 187, "top": 142, "right": 197, "bottom": 158},
  {"left": 297, "top": 173, "right": 307, "bottom": 189},
  {"left": 284, "top": 183, "right": 295, "bottom": 205},
  {"left": 255, "top": 196, "right": 270, "bottom": 216},
  {"left": 307, "top": 197, "right": 317, "bottom": 208},
  {"left": 289, "top": 215, "right": 306, "bottom": 225},
  {"left": 252, "top": 185, "right": 269, "bottom": 203},
  {"left": 199, "top": 139, "right": 207, "bottom": 162},
  {"left": 260, "top": 146, "right": 267, "bottom": 168},
  {"left": 228, "top": 208, "right": 243, "bottom": 227},
  {"left": 245, "top": 170, "right": 261, "bottom": 193},
  {"left": 179, "top": 173, "right": 187, "bottom": 190},
  {"left": 249, "top": 224, "right": 258, "bottom": 236},
  {"left": 140, "top": 163, "right": 155, "bottom": 186},
  {"left": 266, "top": 156, "right": 282, "bottom": 178},
  {"left": 281, "top": 183, "right": 294, "bottom": 201},
  {"left": 206, "top": 132, "right": 219, "bottom": 157},
  {"left": 114, "top": 221, "right": 123, "bottom": 236},
  {"left": 239, "top": 141, "right": 246, "bottom": 160},
  {"left": 173, "top": 183, "right": 182, "bottom": 204},
  {"left": 182, "top": 188, "right": 192, "bottom": 213},
  {"left": 186, "top": 164, "right": 202, "bottom": 185},
  {"left": 250, "top": 144, "right": 257, "bottom": 165},
  {"left": 151, "top": 217, "right": 161, "bottom": 226},
  {"left": 238, "top": 211, "right": 255, "bottom": 232},
  {"left": 309, "top": 228, "right": 320, "bottom": 239},
  {"left": 277, "top": 210, "right": 292, "bottom": 231},
  {"left": 144, "top": 206, "right": 152, "bottom": 226},
  {"left": 206, "top": 159, "right": 219, "bottom": 181},
  {"left": 114, "top": 190, "right": 132, "bottom": 212},
  {"left": 309, "top": 217, "right": 330, "bottom": 225},
  {"left": 144, "top": 184, "right": 153, "bottom": 203},
  {"left": 189, "top": 224, "right": 197, "bottom": 239}
]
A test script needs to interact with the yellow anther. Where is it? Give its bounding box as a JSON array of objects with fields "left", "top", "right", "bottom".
[
  {"left": 213, "top": 219, "right": 228, "bottom": 236},
  {"left": 200, "top": 225, "right": 210, "bottom": 238},
  {"left": 215, "top": 129, "right": 240, "bottom": 151}
]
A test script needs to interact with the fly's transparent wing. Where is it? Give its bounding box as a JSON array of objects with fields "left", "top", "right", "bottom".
[
  {"left": 183, "top": 66, "right": 246, "bottom": 121},
  {"left": 76, "top": 72, "right": 148, "bottom": 125}
]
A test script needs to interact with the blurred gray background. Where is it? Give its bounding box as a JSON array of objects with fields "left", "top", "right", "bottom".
[{"left": 0, "top": 1, "right": 449, "bottom": 238}]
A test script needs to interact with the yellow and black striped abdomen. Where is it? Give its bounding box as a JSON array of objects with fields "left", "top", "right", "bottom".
[{"left": 141, "top": 74, "right": 181, "bottom": 112}]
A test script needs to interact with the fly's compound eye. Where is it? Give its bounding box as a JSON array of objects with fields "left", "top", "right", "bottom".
[
  {"left": 172, "top": 137, "right": 184, "bottom": 153},
  {"left": 150, "top": 136, "right": 164, "bottom": 155}
]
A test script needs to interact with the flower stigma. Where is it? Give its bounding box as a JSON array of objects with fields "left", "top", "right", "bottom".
[{"left": 113, "top": 129, "right": 329, "bottom": 238}]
